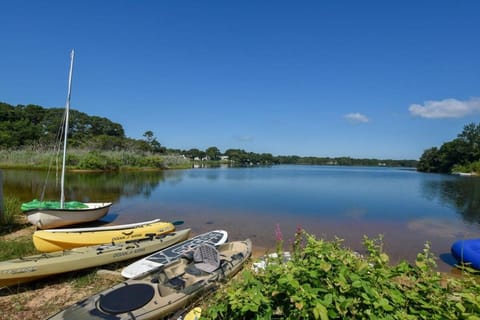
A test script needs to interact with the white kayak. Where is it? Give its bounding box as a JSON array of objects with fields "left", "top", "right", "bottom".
[{"left": 121, "top": 230, "right": 228, "bottom": 279}]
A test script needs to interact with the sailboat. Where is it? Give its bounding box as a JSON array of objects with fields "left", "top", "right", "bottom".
[{"left": 21, "top": 50, "right": 112, "bottom": 229}]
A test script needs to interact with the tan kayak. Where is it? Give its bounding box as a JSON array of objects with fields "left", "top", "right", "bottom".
[
  {"left": 33, "top": 219, "right": 176, "bottom": 252},
  {"left": 47, "top": 239, "right": 252, "bottom": 320},
  {"left": 0, "top": 229, "right": 191, "bottom": 288}
]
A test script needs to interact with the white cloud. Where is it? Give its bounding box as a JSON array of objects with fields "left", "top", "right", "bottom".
[
  {"left": 344, "top": 113, "right": 369, "bottom": 123},
  {"left": 409, "top": 97, "right": 480, "bottom": 119}
]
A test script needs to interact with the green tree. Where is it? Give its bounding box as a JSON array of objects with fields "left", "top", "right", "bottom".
[
  {"left": 417, "top": 147, "right": 440, "bottom": 172},
  {"left": 205, "top": 146, "right": 221, "bottom": 160},
  {"left": 225, "top": 149, "right": 249, "bottom": 163},
  {"left": 0, "top": 102, "right": 128, "bottom": 149},
  {"left": 457, "top": 122, "right": 480, "bottom": 161},
  {"left": 185, "top": 148, "right": 202, "bottom": 160},
  {"left": 437, "top": 139, "right": 470, "bottom": 172},
  {"left": 417, "top": 122, "right": 480, "bottom": 173},
  {"left": 142, "top": 131, "right": 166, "bottom": 153}
]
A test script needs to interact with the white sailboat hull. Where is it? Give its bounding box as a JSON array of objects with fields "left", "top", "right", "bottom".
[{"left": 25, "top": 202, "right": 112, "bottom": 229}]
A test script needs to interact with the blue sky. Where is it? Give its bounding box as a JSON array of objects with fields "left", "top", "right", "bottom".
[{"left": 1, "top": 1, "right": 479, "bottom": 159}]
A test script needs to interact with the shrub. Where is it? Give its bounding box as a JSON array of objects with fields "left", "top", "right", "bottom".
[
  {"left": 203, "top": 230, "right": 480, "bottom": 319},
  {"left": 77, "top": 151, "right": 120, "bottom": 171},
  {"left": 452, "top": 161, "right": 480, "bottom": 174},
  {"left": 143, "top": 155, "right": 166, "bottom": 169}
]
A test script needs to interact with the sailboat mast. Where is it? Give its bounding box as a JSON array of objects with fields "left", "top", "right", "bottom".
[{"left": 61, "top": 49, "right": 75, "bottom": 208}]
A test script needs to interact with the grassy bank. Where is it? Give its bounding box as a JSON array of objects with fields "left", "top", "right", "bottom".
[{"left": 0, "top": 149, "right": 192, "bottom": 171}]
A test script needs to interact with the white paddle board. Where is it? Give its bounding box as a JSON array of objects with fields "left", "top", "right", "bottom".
[{"left": 121, "top": 230, "right": 228, "bottom": 279}]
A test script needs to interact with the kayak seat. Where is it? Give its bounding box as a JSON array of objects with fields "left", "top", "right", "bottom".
[
  {"left": 182, "top": 251, "right": 194, "bottom": 261},
  {"left": 185, "top": 264, "right": 205, "bottom": 276},
  {"left": 192, "top": 244, "right": 220, "bottom": 273},
  {"left": 99, "top": 283, "right": 155, "bottom": 314}
]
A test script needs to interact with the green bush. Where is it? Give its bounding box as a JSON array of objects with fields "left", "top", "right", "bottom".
[
  {"left": 77, "top": 151, "right": 120, "bottom": 171},
  {"left": 468, "top": 160, "right": 480, "bottom": 173},
  {"left": 143, "top": 155, "right": 166, "bottom": 169},
  {"left": 452, "top": 161, "right": 480, "bottom": 174},
  {"left": 118, "top": 152, "right": 143, "bottom": 167},
  {"left": 203, "top": 230, "right": 480, "bottom": 319},
  {"left": 66, "top": 153, "right": 81, "bottom": 166}
]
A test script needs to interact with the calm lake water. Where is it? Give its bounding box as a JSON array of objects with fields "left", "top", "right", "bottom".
[{"left": 3, "top": 165, "right": 480, "bottom": 272}]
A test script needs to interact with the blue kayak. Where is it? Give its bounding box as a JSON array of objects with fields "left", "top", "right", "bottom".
[{"left": 451, "top": 239, "right": 480, "bottom": 270}]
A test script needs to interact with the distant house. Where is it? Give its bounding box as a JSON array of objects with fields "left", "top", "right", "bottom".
[{"left": 220, "top": 156, "right": 229, "bottom": 161}]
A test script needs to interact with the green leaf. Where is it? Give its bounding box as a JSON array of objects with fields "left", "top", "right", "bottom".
[
  {"left": 380, "top": 253, "right": 390, "bottom": 264},
  {"left": 379, "top": 298, "right": 394, "bottom": 311},
  {"left": 313, "top": 303, "right": 329, "bottom": 320},
  {"left": 322, "top": 293, "right": 333, "bottom": 306},
  {"left": 455, "top": 302, "right": 466, "bottom": 313},
  {"left": 320, "top": 261, "right": 332, "bottom": 272}
]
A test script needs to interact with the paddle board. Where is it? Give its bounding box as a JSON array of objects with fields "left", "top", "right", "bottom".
[{"left": 121, "top": 230, "right": 228, "bottom": 279}]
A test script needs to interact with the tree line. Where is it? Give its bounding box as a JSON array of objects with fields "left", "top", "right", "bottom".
[
  {"left": 417, "top": 122, "right": 480, "bottom": 174},
  {"left": 0, "top": 102, "right": 163, "bottom": 153},
  {"left": 1, "top": 102, "right": 417, "bottom": 168}
]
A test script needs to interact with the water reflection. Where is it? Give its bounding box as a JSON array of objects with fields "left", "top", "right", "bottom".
[
  {"left": 421, "top": 175, "right": 480, "bottom": 225},
  {"left": 407, "top": 218, "right": 471, "bottom": 238},
  {"left": 2, "top": 169, "right": 166, "bottom": 202}
]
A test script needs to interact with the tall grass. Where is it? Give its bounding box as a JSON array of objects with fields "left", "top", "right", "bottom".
[
  {"left": 0, "top": 196, "right": 23, "bottom": 226},
  {"left": 0, "top": 149, "right": 191, "bottom": 171},
  {"left": 0, "top": 236, "right": 36, "bottom": 261},
  {"left": 0, "top": 150, "right": 57, "bottom": 169},
  {"left": 0, "top": 196, "right": 36, "bottom": 259}
]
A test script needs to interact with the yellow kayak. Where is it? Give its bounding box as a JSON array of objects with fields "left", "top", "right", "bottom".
[
  {"left": 184, "top": 307, "right": 202, "bottom": 320},
  {"left": 33, "top": 219, "right": 176, "bottom": 252}
]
